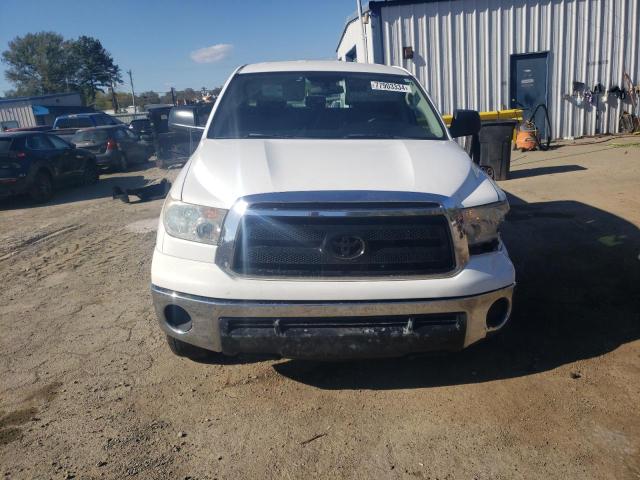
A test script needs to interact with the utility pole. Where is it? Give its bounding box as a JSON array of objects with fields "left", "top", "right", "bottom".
[
  {"left": 127, "top": 69, "right": 137, "bottom": 114},
  {"left": 110, "top": 80, "right": 119, "bottom": 112},
  {"left": 170, "top": 87, "right": 176, "bottom": 106},
  {"left": 356, "top": 0, "right": 369, "bottom": 63}
]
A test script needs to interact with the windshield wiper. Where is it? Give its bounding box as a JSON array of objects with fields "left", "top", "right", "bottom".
[
  {"left": 342, "top": 133, "right": 403, "bottom": 139},
  {"left": 244, "top": 133, "right": 297, "bottom": 138},
  {"left": 245, "top": 133, "right": 272, "bottom": 138},
  {"left": 342, "top": 133, "right": 434, "bottom": 140}
]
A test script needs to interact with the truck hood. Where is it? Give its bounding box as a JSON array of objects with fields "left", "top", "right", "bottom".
[{"left": 178, "top": 139, "right": 502, "bottom": 208}]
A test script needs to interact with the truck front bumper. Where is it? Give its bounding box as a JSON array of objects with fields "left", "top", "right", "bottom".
[
  {"left": 0, "top": 173, "right": 29, "bottom": 198},
  {"left": 151, "top": 283, "right": 514, "bottom": 359}
]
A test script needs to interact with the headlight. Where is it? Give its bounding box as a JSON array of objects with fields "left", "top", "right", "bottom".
[
  {"left": 460, "top": 200, "right": 509, "bottom": 247},
  {"left": 163, "top": 197, "right": 227, "bottom": 245}
]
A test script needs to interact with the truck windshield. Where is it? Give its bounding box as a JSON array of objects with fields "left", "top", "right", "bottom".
[
  {"left": 208, "top": 71, "right": 446, "bottom": 140},
  {"left": 72, "top": 130, "right": 109, "bottom": 143}
]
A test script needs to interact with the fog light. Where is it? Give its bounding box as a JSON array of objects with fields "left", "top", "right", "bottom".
[
  {"left": 164, "top": 304, "right": 192, "bottom": 333},
  {"left": 486, "top": 298, "right": 510, "bottom": 330}
]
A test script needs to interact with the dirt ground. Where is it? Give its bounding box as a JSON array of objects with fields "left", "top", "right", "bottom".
[{"left": 1, "top": 138, "right": 639, "bottom": 480}]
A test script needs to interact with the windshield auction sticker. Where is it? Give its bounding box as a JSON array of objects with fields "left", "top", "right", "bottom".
[{"left": 370, "top": 81, "right": 411, "bottom": 93}]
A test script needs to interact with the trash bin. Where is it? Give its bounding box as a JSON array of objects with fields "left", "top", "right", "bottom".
[{"left": 475, "top": 121, "right": 517, "bottom": 181}]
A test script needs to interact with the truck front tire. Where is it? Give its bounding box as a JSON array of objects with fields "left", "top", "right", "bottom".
[
  {"left": 118, "top": 153, "right": 129, "bottom": 172},
  {"left": 29, "top": 171, "right": 53, "bottom": 203}
]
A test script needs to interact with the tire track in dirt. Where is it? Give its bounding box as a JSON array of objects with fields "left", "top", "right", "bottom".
[{"left": 0, "top": 224, "right": 81, "bottom": 262}]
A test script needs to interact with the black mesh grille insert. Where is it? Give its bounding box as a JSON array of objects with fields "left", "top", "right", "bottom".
[
  {"left": 222, "top": 313, "right": 462, "bottom": 334},
  {"left": 231, "top": 209, "right": 456, "bottom": 277}
]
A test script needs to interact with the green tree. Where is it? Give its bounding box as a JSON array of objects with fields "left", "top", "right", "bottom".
[
  {"left": 1, "top": 32, "right": 74, "bottom": 96},
  {"left": 181, "top": 88, "right": 199, "bottom": 103},
  {"left": 159, "top": 91, "right": 175, "bottom": 105},
  {"left": 2, "top": 89, "right": 20, "bottom": 98},
  {"left": 136, "top": 90, "right": 161, "bottom": 109},
  {"left": 70, "top": 35, "right": 121, "bottom": 104},
  {"left": 94, "top": 91, "right": 113, "bottom": 110},
  {"left": 1, "top": 32, "right": 121, "bottom": 104}
]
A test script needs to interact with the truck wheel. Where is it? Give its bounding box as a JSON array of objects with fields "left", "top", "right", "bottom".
[
  {"left": 82, "top": 162, "right": 99, "bottom": 185},
  {"left": 165, "top": 335, "right": 220, "bottom": 361},
  {"left": 29, "top": 171, "right": 53, "bottom": 203},
  {"left": 118, "top": 153, "right": 129, "bottom": 172}
]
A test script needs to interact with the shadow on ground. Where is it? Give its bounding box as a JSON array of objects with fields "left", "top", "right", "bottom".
[
  {"left": 508, "top": 164, "right": 587, "bottom": 179},
  {"left": 274, "top": 193, "right": 640, "bottom": 389},
  {"left": 0, "top": 171, "right": 158, "bottom": 210}
]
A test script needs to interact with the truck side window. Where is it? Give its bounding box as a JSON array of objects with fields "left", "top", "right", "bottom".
[
  {"left": 26, "top": 134, "right": 54, "bottom": 150},
  {"left": 170, "top": 109, "right": 195, "bottom": 127},
  {"left": 47, "top": 135, "right": 70, "bottom": 150},
  {"left": 57, "top": 117, "right": 93, "bottom": 128},
  {"left": 93, "top": 115, "right": 109, "bottom": 126}
]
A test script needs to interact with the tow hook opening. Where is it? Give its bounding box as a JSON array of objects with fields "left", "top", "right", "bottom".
[
  {"left": 164, "top": 304, "right": 192, "bottom": 333},
  {"left": 486, "top": 297, "right": 510, "bottom": 331}
]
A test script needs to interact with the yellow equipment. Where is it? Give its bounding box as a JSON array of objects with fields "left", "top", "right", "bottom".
[
  {"left": 442, "top": 109, "right": 523, "bottom": 127},
  {"left": 442, "top": 109, "right": 524, "bottom": 144}
]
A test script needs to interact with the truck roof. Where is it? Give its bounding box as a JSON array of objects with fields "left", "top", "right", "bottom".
[
  {"left": 238, "top": 60, "right": 407, "bottom": 76},
  {"left": 0, "top": 131, "right": 33, "bottom": 138},
  {"left": 74, "top": 125, "right": 126, "bottom": 132},
  {"left": 55, "top": 112, "right": 106, "bottom": 119}
]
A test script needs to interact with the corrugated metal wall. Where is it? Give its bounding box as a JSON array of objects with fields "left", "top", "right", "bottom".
[
  {"left": 0, "top": 103, "right": 36, "bottom": 128},
  {"left": 377, "top": 0, "right": 640, "bottom": 139}
]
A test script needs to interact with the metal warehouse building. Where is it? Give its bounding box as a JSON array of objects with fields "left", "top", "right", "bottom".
[
  {"left": 0, "top": 92, "right": 87, "bottom": 129},
  {"left": 337, "top": 0, "right": 640, "bottom": 139}
]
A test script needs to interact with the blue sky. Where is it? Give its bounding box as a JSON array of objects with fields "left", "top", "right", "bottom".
[{"left": 0, "top": 0, "right": 356, "bottom": 95}]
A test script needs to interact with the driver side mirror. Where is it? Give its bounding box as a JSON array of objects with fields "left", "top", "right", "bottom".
[{"left": 449, "top": 109, "right": 481, "bottom": 138}]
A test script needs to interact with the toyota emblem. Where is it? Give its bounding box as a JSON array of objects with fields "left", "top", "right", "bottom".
[{"left": 324, "top": 234, "right": 366, "bottom": 260}]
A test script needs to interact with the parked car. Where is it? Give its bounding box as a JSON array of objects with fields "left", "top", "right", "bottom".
[
  {"left": 52, "top": 112, "right": 122, "bottom": 141},
  {"left": 71, "top": 125, "right": 153, "bottom": 172},
  {"left": 151, "top": 61, "right": 515, "bottom": 361},
  {"left": 155, "top": 104, "right": 213, "bottom": 168},
  {"left": 0, "top": 132, "right": 98, "bottom": 202}
]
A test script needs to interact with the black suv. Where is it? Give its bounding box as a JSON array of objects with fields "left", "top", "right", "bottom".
[{"left": 0, "top": 132, "right": 98, "bottom": 202}]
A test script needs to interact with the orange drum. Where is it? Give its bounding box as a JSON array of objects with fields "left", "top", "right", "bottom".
[{"left": 516, "top": 122, "right": 539, "bottom": 151}]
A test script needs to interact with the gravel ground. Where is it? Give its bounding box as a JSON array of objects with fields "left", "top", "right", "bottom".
[{"left": 1, "top": 138, "right": 639, "bottom": 479}]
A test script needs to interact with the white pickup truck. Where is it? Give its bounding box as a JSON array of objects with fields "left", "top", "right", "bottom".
[{"left": 151, "top": 61, "right": 515, "bottom": 360}]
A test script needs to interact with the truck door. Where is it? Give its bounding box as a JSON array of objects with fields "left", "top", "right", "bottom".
[
  {"left": 47, "top": 134, "right": 82, "bottom": 178},
  {"left": 169, "top": 108, "right": 196, "bottom": 157},
  {"left": 25, "top": 134, "right": 70, "bottom": 183}
]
